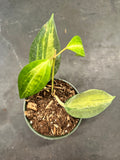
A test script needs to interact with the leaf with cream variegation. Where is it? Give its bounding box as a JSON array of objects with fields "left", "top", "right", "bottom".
[
  {"left": 29, "top": 14, "right": 61, "bottom": 75},
  {"left": 18, "top": 59, "right": 51, "bottom": 99},
  {"left": 66, "top": 35, "right": 85, "bottom": 56},
  {"left": 64, "top": 89, "right": 115, "bottom": 118}
]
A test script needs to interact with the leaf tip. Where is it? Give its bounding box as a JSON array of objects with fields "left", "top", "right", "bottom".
[
  {"left": 18, "top": 91, "right": 24, "bottom": 99},
  {"left": 112, "top": 96, "right": 116, "bottom": 101},
  {"left": 50, "top": 13, "right": 54, "bottom": 20},
  {"left": 75, "top": 50, "right": 85, "bottom": 57},
  {"left": 20, "top": 95, "right": 23, "bottom": 99}
]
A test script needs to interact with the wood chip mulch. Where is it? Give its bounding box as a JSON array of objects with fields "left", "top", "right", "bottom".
[{"left": 25, "top": 79, "right": 79, "bottom": 136}]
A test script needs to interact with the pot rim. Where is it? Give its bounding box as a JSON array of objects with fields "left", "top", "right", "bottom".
[{"left": 23, "top": 78, "right": 82, "bottom": 140}]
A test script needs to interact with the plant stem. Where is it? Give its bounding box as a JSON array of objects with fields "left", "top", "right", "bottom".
[
  {"left": 56, "top": 47, "right": 67, "bottom": 57},
  {"left": 54, "top": 95, "right": 65, "bottom": 107},
  {"left": 51, "top": 47, "right": 67, "bottom": 95},
  {"left": 51, "top": 56, "right": 56, "bottom": 95}
]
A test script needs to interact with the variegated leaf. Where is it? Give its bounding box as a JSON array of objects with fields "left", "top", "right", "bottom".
[
  {"left": 65, "top": 89, "right": 115, "bottom": 118},
  {"left": 18, "top": 59, "right": 51, "bottom": 99},
  {"left": 29, "top": 13, "right": 61, "bottom": 75},
  {"left": 66, "top": 35, "right": 85, "bottom": 56}
]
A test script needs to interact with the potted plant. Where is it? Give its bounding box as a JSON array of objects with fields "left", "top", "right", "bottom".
[{"left": 18, "top": 14, "right": 115, "bottom": 140}]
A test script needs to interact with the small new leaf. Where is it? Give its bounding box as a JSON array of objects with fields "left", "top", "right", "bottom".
[
  {"left": 66, "top": 35, "right": 85, "bottom": 56},
  {"left": 18, "top": 59, "right": 51, "bottom": 99},
  {"left": 65, "top": 89, "right": 115, "bottom": 118},
  {"left": 29, "top": 13, "right": 61, "bottom": 75}
]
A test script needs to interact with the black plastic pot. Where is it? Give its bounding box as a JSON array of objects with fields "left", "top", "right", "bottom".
[{"left": 23, "top": 79, "right": 82, "bottom": 140}]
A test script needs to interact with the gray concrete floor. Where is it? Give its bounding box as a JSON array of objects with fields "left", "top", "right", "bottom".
[{"left": 0, "top": 0, "right": 120, "bottom": 159}]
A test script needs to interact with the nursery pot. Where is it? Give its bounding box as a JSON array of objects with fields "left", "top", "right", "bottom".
[{"left": 23, "top": 79, "right": 82, "bottom": 140}]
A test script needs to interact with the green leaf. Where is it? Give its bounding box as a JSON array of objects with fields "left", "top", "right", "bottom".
[
  {"left": 29, "top": 13, "right": 61, "bottom": 75},
  {"left": 66, "top": 35, "right": 85, "bottom": 56},
  {"left": 65, "top": 89, "right": 115, "bottom": 118},
  {"left": 18, "top": 59, "right": 51, "bottom": 99}
]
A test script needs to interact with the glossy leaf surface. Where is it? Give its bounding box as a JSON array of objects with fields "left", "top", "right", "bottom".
[
  {"left": 18, "top": 59, "right": 51, "bottom": 99},
  {"left": 66, "top": 35, "right": 85, "bottom": 56},
  {"left": 65, "top": 89, "right": 115, "bottom": 118},
  {"left": 29, "top": 13, "right": 61, "bottom": 75}
]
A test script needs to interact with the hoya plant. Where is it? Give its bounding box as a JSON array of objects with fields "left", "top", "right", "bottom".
[{"left": 18, "top": 14, "right": 115, "bottom": 119}]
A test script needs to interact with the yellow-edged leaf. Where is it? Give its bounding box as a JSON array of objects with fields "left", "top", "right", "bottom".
[
  {"left": 65, "top": 89, "right": 115, "bottom": 118},
  {"left": 18, "top": 59, "right": 51, "bottom": 99},
  {"left": 66, "top": 35, "right": 85, "bottom": 56},
  {"left": 29, "top": 13, "right": 61, "bottom": 75}
]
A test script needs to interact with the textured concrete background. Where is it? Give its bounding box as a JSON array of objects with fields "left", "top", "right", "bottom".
[{"left": 0, "top": 0, "right": 120, "bottom": 159}]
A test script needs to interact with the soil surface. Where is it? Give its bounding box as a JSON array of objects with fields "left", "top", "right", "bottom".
[{"left": 25, "top": 79, "right": 79, "bottom": 137}]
